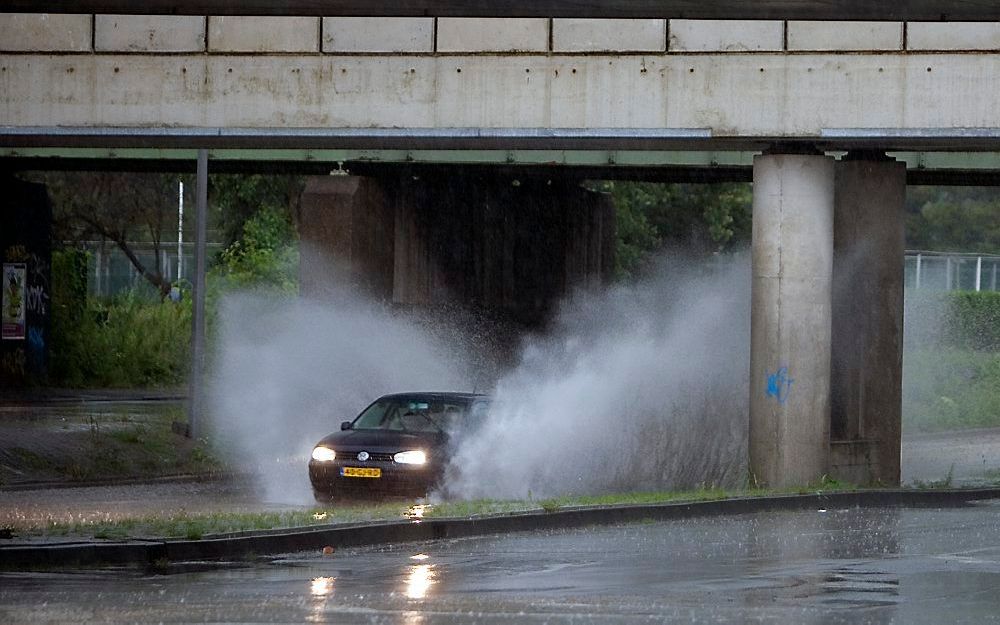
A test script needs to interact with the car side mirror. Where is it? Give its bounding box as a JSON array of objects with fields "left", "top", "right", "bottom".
[{"left": 340, "top": 421, "right": 353, "bottom": 431}]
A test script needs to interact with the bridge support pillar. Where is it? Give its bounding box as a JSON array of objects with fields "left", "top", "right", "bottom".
[
  {"left": 749, "top": 152, "right": 835, "bottom": 488},
  {"left": 830, "top": 154, "right": 905, "bottom": 486}
]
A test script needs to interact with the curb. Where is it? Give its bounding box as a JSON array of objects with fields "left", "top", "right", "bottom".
[{"left": 3, "top": 488, "right": 999, "bottom": 569}]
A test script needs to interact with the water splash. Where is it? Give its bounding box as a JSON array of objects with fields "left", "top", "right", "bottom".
[
  {"left": 439, "top": 252, "right": 751, "bottom": 500},
  {"left": 209, "top": 251, "right": 751, "bottom": 504},
  {"left": 208, "top": 291, "right": 475, "bottom": 503}
]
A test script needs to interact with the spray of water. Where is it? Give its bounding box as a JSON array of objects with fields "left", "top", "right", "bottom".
[
  {"left": 440, "top": 251, "right": 751, "bottom": 500},
  {"left": 209, "top": 250, "right": 751, "bottom": 504},
  {"left": 208, "top": 290, "right": 476, "bottom": 503}
]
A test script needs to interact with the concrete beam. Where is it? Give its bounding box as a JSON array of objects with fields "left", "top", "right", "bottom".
[
  {"left": 668, "top": 20, "right": 783, "bottom": 52},
  {"left": 322, "top": 17, "right": 433, "bottom": 53},
  {"left": 94, "top": 15, "right": 205, "bottom": 52},
  {"left": 5, "top": 1, "right": 1000, "bottom": 21},
  {"left": 552, "top": 19, "right": 666, "bottom": 52},
  {"left": 908, "top": 22, "right": 1000, "bottom": 49},
  {"left": 208, "top": 16, "right": 319, "bottom": 53},
  {"left": 787, "top": 21, "right": 904, "bottom": 51},
  {"left": 437, "top": 18, "right": 549, "bottom": 52},
  {"left": 749, "top": 153, "right": 835, "bottom": 488},
  {"left": 4, "top": 54, "right": 1000, "bottom": 149},
  {"left": 0, "top": 14, "right": 92, "bottom": 51}
]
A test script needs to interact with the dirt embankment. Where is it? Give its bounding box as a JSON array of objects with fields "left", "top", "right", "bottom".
[{"left": 0, "top": 398, "right": 219, "bottom": 487}]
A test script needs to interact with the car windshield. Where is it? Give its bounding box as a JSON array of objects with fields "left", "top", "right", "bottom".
[{"left": 351, "top": 397, "right": 477, "bottom": 434}]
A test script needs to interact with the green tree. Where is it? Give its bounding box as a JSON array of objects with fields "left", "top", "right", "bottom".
[
  {"left": 209, "top": 174, "right": 305, "bottom": 247},
  {"left": 906, "top": 186, "right": 1000, "bottom": 254},
  {"left": 593, "top": 181, "right": 752, "bottom": 278},
  {"left": 212, "top": 206, "right": 299, "bottom": 293}
]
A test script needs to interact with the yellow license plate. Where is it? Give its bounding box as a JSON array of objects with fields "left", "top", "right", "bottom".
[{"left": 341, "top": 467, "right": 381, "bottom": 478}]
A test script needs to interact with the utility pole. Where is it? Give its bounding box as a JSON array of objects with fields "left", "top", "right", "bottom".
[
  {"left": 188, "top": 150, "right": 208, "bottom": 438},
  {"left": 177, "top": 180, "right": 184, "bottom": 282}
]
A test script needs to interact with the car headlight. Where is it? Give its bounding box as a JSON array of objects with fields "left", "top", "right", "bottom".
[
  {"left": 393, "top": 450, "right": 427, "bottom": 465},
  {"left": 311, "top": 446, "right": 336, "bottom": 462}
]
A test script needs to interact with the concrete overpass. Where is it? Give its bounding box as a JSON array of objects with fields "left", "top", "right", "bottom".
[{"left": 3, "top": 1, "right": 1000, "bottom": 489}]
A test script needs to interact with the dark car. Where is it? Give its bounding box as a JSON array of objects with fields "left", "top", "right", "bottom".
[{"left": 309, "top": 392, "right": 490, "bottom": 500}]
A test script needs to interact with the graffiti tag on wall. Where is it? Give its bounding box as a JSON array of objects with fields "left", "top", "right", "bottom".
[
  {"left": 25, "top": 285, "right": 48, "bottom": 316},
  {"left": 766, "top": 366, "right": 794, "bottom": 405},
  {"left": 27, "top": 326, "right": 45, "bottom": 353}
]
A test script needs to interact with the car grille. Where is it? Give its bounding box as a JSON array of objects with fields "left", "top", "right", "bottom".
[{"left": 349, "top": 452, "right": 395, "bottom": 463}]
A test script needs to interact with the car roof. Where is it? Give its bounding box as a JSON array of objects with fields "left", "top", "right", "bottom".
[{"left": 377, "top": 391, "right": 490, "bottom": 402}]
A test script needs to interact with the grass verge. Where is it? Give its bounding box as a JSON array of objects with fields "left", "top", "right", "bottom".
[
  {"left": 903, "top": 348, "right": 1000, "bottom": 432},
  {"left": 10, "top": 480, "right": 865, "bottom": 542}
]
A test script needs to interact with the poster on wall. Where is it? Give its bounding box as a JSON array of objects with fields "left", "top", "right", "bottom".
[{"left": 2, "top": 263, "right": 26, "bottom": 340}]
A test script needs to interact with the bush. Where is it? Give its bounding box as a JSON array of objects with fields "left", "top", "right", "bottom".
[
  {"left": 50, "top": 263, "right": 191, "bottom": 387},
  {"left": 906, "top": 290, "right": 1000, "bottom": 351},
  {"left": 212, "top": 207, "right": 298, "bottom": 294},
  {"left": 904, "top": 348, "right": 1000, "bottom": 431},
  {"left": 948, "top": 291, "right": 1000, "bottom": 351}
]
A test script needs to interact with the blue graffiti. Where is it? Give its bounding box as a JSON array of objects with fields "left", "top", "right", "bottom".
[
  {"left": 27, "top": 326, "right": 44, "bottom": 354},
  {"left": 766, "top": 366, "right": 794, "bottom": 404}
]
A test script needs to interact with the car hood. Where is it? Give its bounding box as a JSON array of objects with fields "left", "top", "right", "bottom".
[{"left": 315, "top": 429, "right": 442, "bottom": 451}]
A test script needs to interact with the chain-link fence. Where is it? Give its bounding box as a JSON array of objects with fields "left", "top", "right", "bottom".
[
  {"left": 905, "top": 251, "right": 1000, "bottom": 292},
  {"left": 75, "top": 241, "right": 224, "bottom": 298}
]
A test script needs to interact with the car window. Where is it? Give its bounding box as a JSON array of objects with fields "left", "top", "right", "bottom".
[
  {"left": 352, "top": 398, "right": 471, "bottom": 433},
  {"left": 353, "top": 400, "right": 393, "bottom": 429}
]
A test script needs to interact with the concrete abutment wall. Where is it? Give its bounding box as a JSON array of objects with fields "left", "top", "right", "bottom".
[{"left": 299, "top": 173, "right": 614, "bottom": 328}]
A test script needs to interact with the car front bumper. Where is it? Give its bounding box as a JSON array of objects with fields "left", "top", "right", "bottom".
[{"left": 308, "top": 459, "right": 438, "bottom": 496}]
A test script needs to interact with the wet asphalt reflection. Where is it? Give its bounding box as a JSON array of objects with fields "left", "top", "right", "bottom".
[{"left": 3, "top": 504, "right": 1000, "bottom": 623}]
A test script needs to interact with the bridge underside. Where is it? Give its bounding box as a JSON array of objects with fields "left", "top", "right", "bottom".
[{"left": 5, "top": 12, "right": 1000, "bottom": 489}]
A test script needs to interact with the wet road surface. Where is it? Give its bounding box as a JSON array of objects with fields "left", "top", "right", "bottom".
[
  {"left": 902, "top": 428, "right": 1000, "bottom": 486},
  {"left": 3, "top": 504, "right": 1000, "bottom": 623}
]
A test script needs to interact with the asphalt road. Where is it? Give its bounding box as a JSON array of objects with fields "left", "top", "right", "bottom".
[
  {"left": 902, "top": 428, "right": 1000, "bottom": 486},
  {"left": 3, "top": 504, "right": 1000, "bottom": 623}
]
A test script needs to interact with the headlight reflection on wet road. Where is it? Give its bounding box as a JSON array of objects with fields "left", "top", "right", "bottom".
[
  {"left": 308, "top": 576, "right": 336, "bottom": 623},
  {"left": 310, "top": 576, "right": 335, "bottom": 597},
  {"left": 404, "top": 564, "right": 435, "bottom": 599}
]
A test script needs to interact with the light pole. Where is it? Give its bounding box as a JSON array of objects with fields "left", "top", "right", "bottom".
[{"left": 188, "top": 149, "right": 208, "bottom": 438}]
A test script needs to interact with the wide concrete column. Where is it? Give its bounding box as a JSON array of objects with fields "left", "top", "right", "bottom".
[
  {"left": 830, "top": 154, "right": 906, "bottom": 485},
  {"left": 750, "top": 153, "right": 835, "bottom": 488},
  {"left": 298, "top": 176, "right": 395, "bottom": 300}
]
